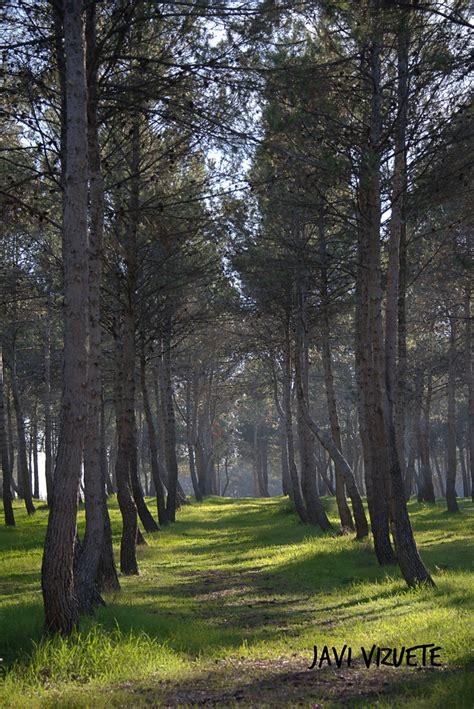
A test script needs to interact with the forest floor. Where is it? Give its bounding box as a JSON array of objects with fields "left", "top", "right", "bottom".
[{"left": 0, "top": 496, "right": 473, "bottom": 708}]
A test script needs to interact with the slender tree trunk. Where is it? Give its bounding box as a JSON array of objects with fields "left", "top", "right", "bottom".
[
  {"left": 114, "top": 327, "right": 139, "bottom": 574},
  {"left": 185, "top": 377, "right": 203, "bottom": 502},
  {"left": 130, "top": 415, "right": 158, "bottom": 533},
  {"left": 0, "top": 350, "right": 15, "bottom": 526},
  {"left": 465, "top": 283, "right": 474, "bottom": 501},
  {"left": 295, "top": 283, "right": 332, "bottom": 530},
  {"left": 260, "top": 434, "right": 269, "bottom": 497},
  {"left": 6, "top": 381, "right": 17, "bottom": 497},
  {"left": 418, "top": 372, "right": 436, "bottom": 502},
  {"left": 140, "top": 348, "right": 167, "bottom": 522},
  {"left": 458, "top": 438, "right": 469, "bottom": 498},
  {"left": 253, "top": 422, "right": 261, "bottom": 496},
  {"left": 446, "top": 314, "right": 459, "bottom": 512},
  {"left": 32, "top": 408, "right": 39, "bottom": 499},
  {"left": 41, "top": 0, "right": 89, "bottom": 633},
  {"left": 279, "top": 421, "right": 292, "bottom": 497},
  {"left": 318, "top": 224, "right": 353, "bottom": 530},
  {"left": 162, "top": 328, "right": 180, "bottom": 523},
  {"left": 10, "top": 352, "right": 35, "bottom": 515},
  {"left": 43, "top": 307, "right": 53, "bottom": 506},
  {"left": 283, "top": 321, "right": 307, "bottom": 523},
  {"left": 319, "top": 224, "right": 367, "bottom": 537}
]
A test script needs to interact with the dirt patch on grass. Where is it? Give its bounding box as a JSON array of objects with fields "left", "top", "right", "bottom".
[{"left": 123, "top": 655, "right": 451, "bottom": 707}]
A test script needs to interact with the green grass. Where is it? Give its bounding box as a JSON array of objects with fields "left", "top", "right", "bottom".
[{"left": 0, "top": 496, "right": 473, "bottom": 707}]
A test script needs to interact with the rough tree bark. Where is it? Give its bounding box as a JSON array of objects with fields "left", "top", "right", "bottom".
[
  {"left": 362, "top": 2, "right": 433, "bottom": 586},
  {"left": 75, "top": 2, "right": 120, "bottom": 614},
  {"left": 41, "top": 0, "right": 89, "bottom": 634}
]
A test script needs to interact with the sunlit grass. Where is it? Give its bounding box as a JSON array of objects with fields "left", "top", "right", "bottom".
[{"left": 0, "top": 495, "right": 473, "bottom": 707}]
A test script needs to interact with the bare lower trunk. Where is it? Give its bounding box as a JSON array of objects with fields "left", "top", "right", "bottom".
[
  {"left": 41, "top": 0, "right": 89, "bottom": 634},
  {"left": 32, "top": 414, "right": 39, "bottom": 499},
  {"left": 114, "top": 325, "right": 139, "bottom": 575},
  {"left": 283, "top": 323, "right": 307, "bottom": 523},
  {"left": 161, "top": 329, "right": 180, "bottom": 523},
  {"left": 185, "top": 377, "right": 203, "bottom": 502},
  {"left": 44, "top": 307, "right": 54, "bottom": 506},
  {"left": 295, "top": 285, "right": 331, "bottom": 531},
  {"left": 446, "top": 314, "right": 459, "bottom": 512},
  {"left": 130, "top": 417, "right": 158, "bottom": 533},
  {"left": 10, "top": 357, "right": 35, "bottom": 515},
  {"left": 0, "top": 351, "right": 15, "bottom": 526},
  {"left": 140, "top": 348, "right": 167, "bottom": 522},
  {"left": 465, "top": 283, "right": 474, "bottom": 501},
  {"left": 76, "top": 2, "right": 113, "bottom": 614},
  {"left": 363, "top": 5, "right": 432, "bottom": 586}
]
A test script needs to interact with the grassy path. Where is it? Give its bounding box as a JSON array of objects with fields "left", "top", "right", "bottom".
[{"left": 0, "top": 496, "right": 473, "bottom": 707}]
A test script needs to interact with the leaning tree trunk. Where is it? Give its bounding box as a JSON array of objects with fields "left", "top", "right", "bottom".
[
  {"left": 446, "top": 313, "right": 459, "bottom": 513},
  {"left": 0, "top": 350, "right": 15, "bottom": 526},
  {"left": 41, "top": 0, "right": 89, "bottom": 634}
]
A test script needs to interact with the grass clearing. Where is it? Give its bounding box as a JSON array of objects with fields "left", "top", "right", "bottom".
[{"left": 0, "top": 496, "right": 473, "bottom": 707}]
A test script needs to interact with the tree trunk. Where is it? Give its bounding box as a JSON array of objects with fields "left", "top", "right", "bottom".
[
  {"left": 283, "top": 322, "right": 307, "bottom": 523},
  {"left": 417, "top": 372, "right": 436, "bottom": 502},
  {"left": 43, "top": 307, "right": 54, "bottom": 506},
  {"left": 319, "top": 224, "right": 368, "bottom": 537},
  {"left": 446, "top": 314, "right": 459, "bottom": 512},
  {"left": 185, "top": 377, "right": 203, "bottom": 502},
  {"left": 140, "top": 348, "right": 167, "bottom": 522},
  {"left": 32, "top": 407, "right": 39, "bottom": 499},
  {"left": 76, "top": 2, "right": 120, "bottom": 614},
  {"left": 465, "top": 282, "right": 474, "bottom": 501},
  {"left": 41, "top": 0, "right": 89, "bottom": 634},
  {"left": 295, "top": 284, "right": 332, "bottom": 530},
  {"left": 10, "top": 353, "right": 35, "bottom": 515},
  {"left": 114, "top": 326, "right": 139, "bottom": 575},
  {"left": 162, "top": 329, "right": 180, "bottom": 523},
  {"left": 130, "top": 415, "right": 158, "bottom": 533},
  {"left": 0, "top": 350, "right": 15, "bottom": 526},
  {"left": 365, "top": 4, "right": 433, "bottom": 586},
  {"left": 458, "top": 437, "right": 469, "bottom": 498}
]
